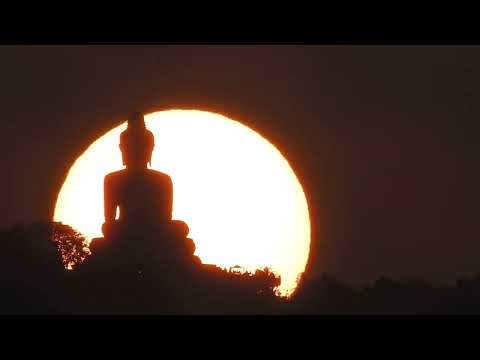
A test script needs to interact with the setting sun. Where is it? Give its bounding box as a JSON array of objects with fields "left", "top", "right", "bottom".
[{"left": 54, "top": 110, "right": 311, "bottom": 296}]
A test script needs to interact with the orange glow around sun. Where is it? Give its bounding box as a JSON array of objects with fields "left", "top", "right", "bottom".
[{"left": 54, "top": 110, "right": 311, "bottom": 296}]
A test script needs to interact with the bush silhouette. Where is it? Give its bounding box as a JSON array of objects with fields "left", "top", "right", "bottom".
[
  {"left": 5, "top": 221, "right": 480, "bottom": 314},
  {"left": 51, "top": 222, "right": 91, "bottom": 270}
]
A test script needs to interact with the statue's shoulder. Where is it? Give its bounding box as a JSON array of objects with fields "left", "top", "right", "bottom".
[
  {"left": 147, "top": 169, "right": 172, "bottom": 184},
  {"left": 104, "top": 169, "right": 127, "bottom": 183}
]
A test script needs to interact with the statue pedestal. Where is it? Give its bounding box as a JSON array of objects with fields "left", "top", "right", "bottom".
[
  {"left": 83, "top": 220, "right": 200, "bottom": 276},
  {"left": 70, "top": 220, "right": 202, "bottom": 314}
]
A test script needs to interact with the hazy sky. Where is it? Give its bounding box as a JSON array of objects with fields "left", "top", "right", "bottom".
[{"left": 1, "top": 45, "right": 478, "bottom": 286}]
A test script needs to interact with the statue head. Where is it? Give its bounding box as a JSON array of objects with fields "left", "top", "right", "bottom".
[
  {"left": 127, "top": 111, "right": 146, "bottom": 130},
  {"left": 119, "top": 112, "right": 155, "bottom": 169}
]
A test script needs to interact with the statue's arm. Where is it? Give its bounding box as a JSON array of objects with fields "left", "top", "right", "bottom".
[
  {"left": 166, "top": 176, "right": 173, "bottom": 220},
  {"left": 104, "top": 175, "right": 117, "bottom": 222}
]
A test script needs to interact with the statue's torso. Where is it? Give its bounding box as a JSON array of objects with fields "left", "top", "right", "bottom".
[{"left": 106, "top": 169, "right": 173, "bottom": 226}]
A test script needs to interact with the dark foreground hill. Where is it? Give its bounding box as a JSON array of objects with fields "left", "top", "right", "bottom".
[
  {"left": 0, "top": 222, "right": 285, "bottom": 314},
  {"left": 2, "top": 222, "right": 480, "bottom": 315}
]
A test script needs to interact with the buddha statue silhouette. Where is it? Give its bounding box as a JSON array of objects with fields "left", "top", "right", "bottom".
[{"left": 88, "top": 112, "right": 198, "bottom": 273}]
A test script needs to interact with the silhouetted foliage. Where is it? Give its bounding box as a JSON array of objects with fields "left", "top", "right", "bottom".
[
  {"left": 0, "top": 220, "right": 287, "bottom": 314},
  {"left": 0, "top": 222, "right": 69, "bottom": 314},
  {"left": 51, "top": 222, "right": 90, "bottom": 270},
  {"left": 6, "top": 222, "right": 480, "bottom": 314}
]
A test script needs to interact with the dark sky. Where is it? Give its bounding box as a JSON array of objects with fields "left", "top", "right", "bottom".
[{"left": 1, "top": 45, "right": 479, "bottom": 286}]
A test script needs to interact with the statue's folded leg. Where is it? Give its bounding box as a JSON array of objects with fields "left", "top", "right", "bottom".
[
  {"left": 101, "top": 221, "right": 120, "bottom": 239},
  {"left": 170, "top": 220, "right": 189, "bottom": 238}
]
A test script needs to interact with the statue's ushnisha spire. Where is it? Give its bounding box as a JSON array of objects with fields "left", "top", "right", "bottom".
[{"left": 120, "top": 112, "right": 155, "bottom": 167}]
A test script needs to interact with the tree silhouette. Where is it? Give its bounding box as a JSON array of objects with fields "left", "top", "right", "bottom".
[
  {"left": 8, "top": 221, "right": 480, "bottom": 314},
  {"left": 51, "top": 222, "right": 91, "bottom": 270}
]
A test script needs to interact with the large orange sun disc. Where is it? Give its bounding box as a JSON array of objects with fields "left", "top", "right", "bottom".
[{"left": 54, "top": 110, "right": 311, "bottom": 296}]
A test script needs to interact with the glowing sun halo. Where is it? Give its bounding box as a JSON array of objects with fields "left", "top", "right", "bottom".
[{"left": 54, "top": 110, "right": 311, "bottom": 296}]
